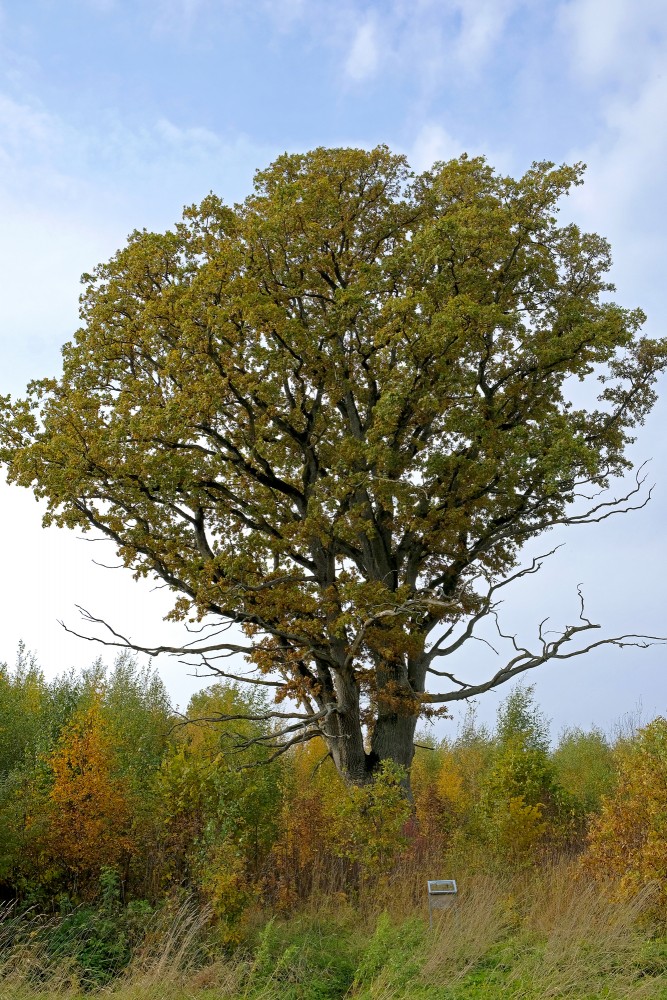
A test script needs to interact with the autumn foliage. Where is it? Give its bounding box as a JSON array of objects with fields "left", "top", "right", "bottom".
[
  {"left": 44, "top": 698, "right": 135, "bottom": 896},
  {"left": 0, "top": 646, "right": 665, "bottom": 938},
  {"left": 583, "top": 717, "right": 667, "bottom": 907}
]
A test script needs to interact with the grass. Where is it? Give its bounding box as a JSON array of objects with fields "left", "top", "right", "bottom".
[{"left": 1, "top": 863, "right": 666, "bottom": 999}]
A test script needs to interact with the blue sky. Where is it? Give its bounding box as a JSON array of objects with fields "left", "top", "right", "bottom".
[{"left": 1, "top": 0, "right": 666, "bottom": 735}]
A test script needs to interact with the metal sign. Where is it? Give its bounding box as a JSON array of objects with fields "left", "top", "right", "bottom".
[{"left": 427, "top": 879, "right": 458, "bottom": 927}]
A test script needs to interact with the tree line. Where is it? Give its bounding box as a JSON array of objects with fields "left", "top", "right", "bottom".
[{"left": 1, "top": 645, "right": 665, "bottom": 938}]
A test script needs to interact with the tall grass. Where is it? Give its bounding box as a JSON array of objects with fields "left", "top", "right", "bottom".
[
  {"left": 1, "top": 861, "right": 665, "bottom": 999},
  {"left": 352, "top": 863, "right": 666, "bottom": 999}
]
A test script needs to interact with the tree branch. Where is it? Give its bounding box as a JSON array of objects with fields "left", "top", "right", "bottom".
[{"left": 424, "top": 589, "right": 666, "bottom": 704}]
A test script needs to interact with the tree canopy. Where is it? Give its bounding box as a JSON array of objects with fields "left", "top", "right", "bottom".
[{"left": 1, "top": 146, "right": 665, "bottom": 787}]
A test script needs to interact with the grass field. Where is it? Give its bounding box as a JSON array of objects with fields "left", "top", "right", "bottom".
[{"left": 2, "top": 865, "right": 666, "bottom": 999}]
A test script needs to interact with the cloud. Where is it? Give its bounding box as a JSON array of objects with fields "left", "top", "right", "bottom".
[
  {"left": 286, "top": 0, "right": 527, "bottom": 95},
  {"left": 408, "top": 123, "right": 464, "bottom": 171},
  {"left": 0, "top": 82, "right": 272, "bottom": 212},
  {"left": 0, "top": 475, "right": 211, "bottom": 707},
  {"left": 344, "top": 14, "right": 381, "bottom": 82},
  {"left": 451, "top": 0, "right": 522, "bottom": 69},
  {"left": 385, "top": 0, "right": 524, "bottom": 79},
  {"left": 0, "top": 87, "right": 275, "bottom": 398},
  {"left": 0, "top": 93, "right": 61, "bottom": 154},
  {"left": 560, "top": 0, "right": 667, "bottom": 307},
  {"left": 154, "top": 117, "right": 223, "bottom": 147},
  {"left": 406, "top": 120, "right": 514, "bottom": 176},
  {"left": 0, "top": 93, "right": 93, "bottom": 208},
  {"left": 566, "top": 70, "right": 667, "bottom": 318},
  {"left": 560, "top": 0, "right": 666, "bottom": 85}
]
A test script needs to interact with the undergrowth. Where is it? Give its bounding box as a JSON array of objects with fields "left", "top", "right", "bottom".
[{"left": 1, "top": 863, "right": 666, "bottom": 999}]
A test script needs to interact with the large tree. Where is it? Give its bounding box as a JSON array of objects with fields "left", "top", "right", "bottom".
[{"left": 1, "top": 147, "right": 665, "bottom": 787}]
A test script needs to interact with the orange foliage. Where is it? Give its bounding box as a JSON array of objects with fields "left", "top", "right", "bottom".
[
  {"left": 44, "top": 698, "right": 135, "bottom": 895},
  {"left": 266, "top": 741, "right": 410, "bottom": 908},
  {"left": 583, "top": 717, "right": 667, "bottom": 908},
  {"left": 268, "top": 739, "right": 340, "bottom": 908}
]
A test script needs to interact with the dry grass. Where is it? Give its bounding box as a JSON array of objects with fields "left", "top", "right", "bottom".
[
  {"left": 420, "top": 871, "right": 516, "bottom": 981},
  {"left": 415, "top": 864, "right": 664, "bottom": 999},
  {"left": 0, "top": 899, "right": 242, "bottom": 1000},
  {"left": 0, "top": 862, "right": 665, "bottom": 999},
  {"left": 350, "top": 861, "right": 666, "bottom": 999}
]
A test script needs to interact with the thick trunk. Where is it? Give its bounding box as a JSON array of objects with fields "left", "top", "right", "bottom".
[
  {"left": 325, "top": 711, "right": 418, "bottom": 792},
  {"left": 322, "top": 668, "right": 420, "bottom": 793},
  {"left": 367, "top": 655, "right": 425, "bottom": 792},
  {"left": 324, "top": 670, "right": 372, "bottom": 786},
  {"left": 369, "top": 712, "right": 419, "bottom": 775}
]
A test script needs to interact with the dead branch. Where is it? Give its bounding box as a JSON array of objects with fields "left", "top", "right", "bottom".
[
  {"left": 425, "top": 547, "right": 563, "bottom": 665},
  {"left": 424, "top": 588, "right": 666, "bottom": 704},
  {"left": 58, "top": 606, "right": 256, "bottom": 658}
]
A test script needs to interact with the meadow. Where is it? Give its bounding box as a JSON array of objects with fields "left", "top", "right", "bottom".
[{"left": 2, "top": 865, "right": 666, "bottom": 999}]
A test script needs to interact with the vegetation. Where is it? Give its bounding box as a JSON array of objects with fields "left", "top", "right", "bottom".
[
  {"left": 1, "top": 866, "right": 665, "bottom": 999},
  {"left": 2, "top": 146, "right": 666, "bottom": 787},
  {"left": 1, "top": 648, "right": 667, "bottom": 996},
  {"left": 1, "top": 143, "right": 665, "bottom": 988}
]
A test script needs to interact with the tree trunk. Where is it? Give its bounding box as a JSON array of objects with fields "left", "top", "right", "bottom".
[{"left": 323, "top": 665, "right": 420, "bottom": 794}]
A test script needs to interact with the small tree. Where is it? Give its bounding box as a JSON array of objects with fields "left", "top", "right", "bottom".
[
  {"left": 1, "top": 146, "right": 665, "bottom": 788},
  {"left": 583, "top": 717, "right": 667, "bottom": 908},
  {"left": 157, "top": 683, "right": 283, "bottom": 929},
  {"left": 45, "top": 698, "right": 135, "bottom": 897},
  {"left": 552, "top": 726, "right": 615, "bottom": 814},
  {"left": 475, "top": 687, "right": 574, "bottom": 858}
]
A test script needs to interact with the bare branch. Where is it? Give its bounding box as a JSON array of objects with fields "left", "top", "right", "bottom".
[
  {"left": 176, "top": 706, "right": 334, "bottom": 726},
  {"left": 233, "top": 728, "right": 324, "bottom": 768},
  {"left": 423, "top": 592, "right": 667, "bottom": 705},
  {"left": 425, "top": 547, "right": 563, "bottom": 664},
  {"left": 181, "top": 664, "right": 285, "bottom": 688},
  {"left": 58, "top": 606, "right": 256, "bottom": 658}
]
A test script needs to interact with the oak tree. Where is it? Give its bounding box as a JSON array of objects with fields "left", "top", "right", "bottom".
[{"left": 2, "top": 147, "right": 665, "bottom": 788}]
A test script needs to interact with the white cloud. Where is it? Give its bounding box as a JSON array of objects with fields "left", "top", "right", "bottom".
[
  {"left": 0, "top": 205, "right": 117, "bottom": 393},
  {"left": 0, "top": 93, "right": 61, "bottom": 154},
  {"left": 0, "top": 81, "right": 272, "bottom": 212},
  {"left": 408, "top": 122, "right": 464, "bottom": 171},
  {"left": 0, "top": 476, "right": 213, "bottom": 707},
  {"left": 532, "top": 0, "right": 667, "bottom": 324},
  {"left": 155, "top": 117, "right": 223, "bottom": 147},
  {"left": 565, "top": 63, "right": 667, "bottom": 318},
  {"left": 344, "top": 15, "right": 381, "bottom": 82},
  {"left": 452, "top": 0, "right": 521, "bottom": 69},
  {"left": 560, "top": 0, "right": 666, "bottom": 85},
  {"left": 406, "top": 120, "right": 514, "bottom": 175},
  {"left": 240, "top": 0, "right": 526, "bottom": 100},
  {"left": 338, "top": 0, "right": 525, "bottom": 95},
  {"left": 0, "top": 87, "right": 274, "bottom": 398}
]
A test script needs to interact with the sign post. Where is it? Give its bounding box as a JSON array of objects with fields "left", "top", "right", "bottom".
[{"left": 427, "top": 879, "right": 458, "bottom": 928}]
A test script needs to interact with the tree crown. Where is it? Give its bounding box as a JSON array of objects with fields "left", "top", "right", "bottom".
[{"left": 2, "top": 146, "right": 664, "bottom": 783}]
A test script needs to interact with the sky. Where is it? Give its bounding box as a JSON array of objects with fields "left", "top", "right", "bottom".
[{"left": 0, "top": 0, "right": 666, "bottom": 738}]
